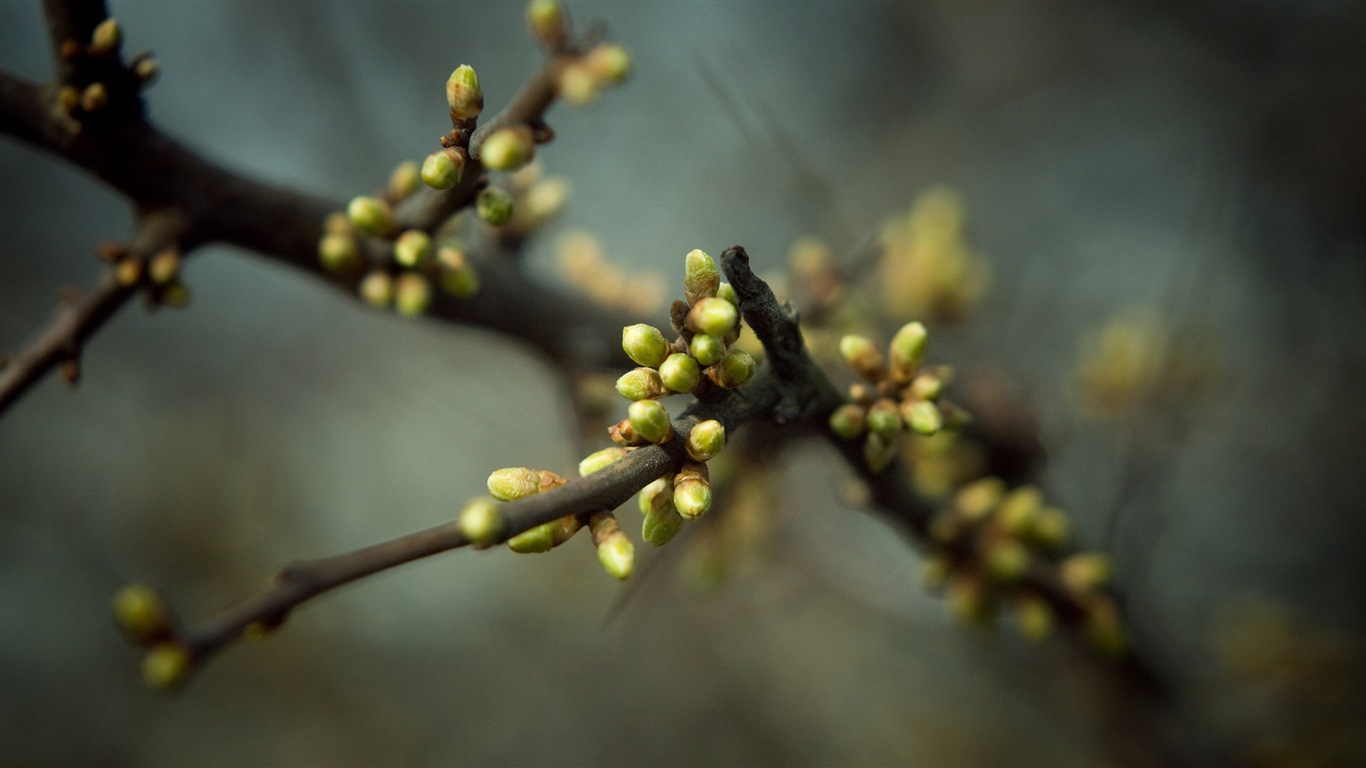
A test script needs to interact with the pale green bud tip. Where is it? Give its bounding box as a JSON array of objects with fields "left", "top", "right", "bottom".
[
  {"left": 112, "top": 584, "right": 171, "bottom": 645},
  {"left": 506, "top": 522, "right": 556, "bottom": 553},
  {"left": 628, "top": 399, "right": 673, "bottom": 444},
  {"left": 318, "top": 232, "right": 359, "bottom": 273},
  {"left": 687, "top": 297, "right": 739, "bottom": 338},
  {"left": 597, "top": 533, "right": 635, "bottom": 580},
  {"left": 394, "top": 274, "right": 433, "bottom": 317},
  {"left": 389, "top": 160, "right": 421, "bottom": 200},
  {"left": 616, "top": 367, "right": 664, "bottom": 401},
  {"left": 689, "top": 333, "right": 725, "bottom": 366},
  {"left": 579, "top": 446, "right": 628, "bottom": 477},
  {"left": 476, "top": 188, "right": 515, "bottom": 227},
  {"left": 712, "top": 349, "right": 756, "bottom": 389},
  {"left": 829, "top": 403, "right": 866, "bottom": 440},
  {"left": 393, "top": 229, "right": 432, "bottom": 268},
  {"left": 90, "top": 18, "right": 122, "bottom": 55},
  {"left": 674, "top": 481, "right": 711, "bottom": 520},
  {"left": 346, "top": 196, "right": 393, "bottom": 237},
  {"left": 659, "top": 353, "right": 701, "bottom": 394},
  {"left": 839, "top": 334, "right": 884, "bottom": 378},
  {"left": 487, "top": 467, "right": 542, "bottom": 501},
  {"left": 587, "top": 43, "right": 632, "bottom": 84},
  {"left": 421, "top": 149, "right": 464, "bottom": 191},
  {"left": 481, "top": 127, "right": 534, "bottom": 172},
  {"left": 1061, "top": 552, "right": 1112, "bottom": 593},
  {"left": 359, "top": 271, "right": 394, "bottom": 308},
  {"left": 459, "top": 497, "right": 505, "bottom": 547},
  {"left": 686, "top": 419, "right": 726, "bottom": 462},
  {"left": 684, "top": 248, "right": 720, "bottom": 299},
  {"left": 867, "top": 400, "right": 902, "bottom": 441},
  {"left": 904, "top": 400, "right": 943, "bottom": 436},
  {"left": 527, "top": 0, "right": 566, "bottom": 45},
  {"left": 642, "top": 501, "right": 684, "bottom": 547},
  {"left": 716, "top": 282, "right": 738, "bottom": 307},
  {"left": 446, "top": 65, "right": 483, "bottom": 120},
  {"left": 638, "top": 477, "right": 671, "bottom": 516},
  {"left": 622, "top": 324, "right": 670, "bottom": 368},
  {"left": 890, "top": 321, "right": 929, "bottom": 376},
  {"left": 141, "top": 643, "right": 193, "bottom": 690}
]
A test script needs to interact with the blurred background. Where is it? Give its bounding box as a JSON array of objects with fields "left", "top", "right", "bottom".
[{"left": 2, "top": 1, "right": 1364, "bottom": 765}]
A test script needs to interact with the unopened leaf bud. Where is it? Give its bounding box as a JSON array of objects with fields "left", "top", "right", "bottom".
[
  {"left": 141, "top": 643, "right": 193, "bottom": 690},
  {"left": 996, "top": 486, "right": 1044, "bottom": 535},
  {"left": 863, "top": 432, "right": 897, "bottom": 473},
  {"left": 984, "top": 538, "right": 1031, "bottom": 583},
  {"left": 115, "top": 257, "right": 143, "bottom": 286},
  {"left": 889, "top": 321, "right": 929, "bottom": 381},
  {"left": 686, "top": 297, "right": 738, "bottom": 338},
  {"left": 89, "top": 18, "right": 122, "bottom": 56},
  {"left": 839, "top": 334, "right": 885, "bottom": 381},
  {"left": 557, "top": 62, "right": 598, "bottom": 105},
  {"left": 148, "top": 248, "right": 180, "bottom": 285},
  {"left": 684, "top": 248, "right": 720, "bottom": 301},
  {"left": 673, "top": 462, "right": 711, "bottom": 519},
  {"left": 446, "top": 64, "right": 483, "bottom": 120},
  {"left": 347, "top": 196, "right": 394, "bottom": 237},
  {"left": 421, "top": 149, "right": 465, "bottom": 191},
  {"left": 638, "top": 477, "right": 671, "bottom": 515},
  {"left": 689, "top": 333, "right": 725, "bottom": 366},
  {"left": 686, "top": 419, "right": 725, "bottom": 462},
  {"left": 586, "top": 43, "right": 632, "bottom": 85},
  {"left": 112, "top": 583, "right": 172, "bottom": 646},
  {"left": 1060, "top": 552, "right": 1112, "bottom": 594},
  {"left": 622, "top": 324, "right": 670, "bottom": 368},
  {"left": 642, "top": 492, "right": 684, "bottom": 546},
  {"left": 480, "top": 126, "right": 535, "bottom": 172},
  {"left": 628, "top": 399, "right": 673, "bottom": 444},
  {"left": 903, "top": 399, "right": 943, "bottom": 436},
  {"left": 393, "top": 229, "right": 432, "bottom": 268},
  {"left": 359, "top": 271, "right": 394, "bottom": 308},
  {"left": 324, "top": 212, "right": 352, "bottom": 235},
  {"left": 80, "top": 82, "right": 109, "bottom": 112},
  {"left": 716, "top": 281, "right": 738, "bottom": 307},
  {"left": 526, "top": 0, "right": 567, "bottom": 48},
  {"left": 388, "top": 160, "right": 421, "bottom": 200},
  {"left": 659, "top": 352, "right": 701, "bottom": 394},
  {"left": 487, "top": 467, "right": 542, "bottom": 501},
  {"left": 1027, "top": 506, "right": 1070, "bottom": 549},
  {"left": 458, "top": 497, "right": 505, "bottom": 548},
  {"left": 318, "top": 232, "right": 360, "bottom": 272},
  {"left": 133, "top": 56, "right": 159, "bottom": 85},
  {"left": 910, "top": 373, "right": 943, "bottom": 401},
  {"left": 954, "top": 476, "right": 1005, "bottom": 520},
  {"left": 708, "top": 349, "right": 756, "bottom": 389},
  {"left": 506, "top": 521, "right": 556, "bottom": 553},
  {"left": 828, "top": 403, "right": 867, "bottom": 439},
  {"left": 616, "top": 367, "right": 665, "bottom": 401},
  {"left": 437, "top": 246, "right": 480, "bottom": 298},
  {"left": 866, "top": 399, "right": 902, "bottom": 441},
  {"left": 393, "top": 273, "right": 432, "bottom": 317},
  {"left": 1015, "top": 593, "right": 1054, "bottom": 641},
  {"left": 475, "top": 187, "right": 515, "bottom": 227},
  {"left": 589, "top": 513, "right": 634, "bottom": 580},
  {"left": 579, "top": 446, "right": 627, "bottom": 477}
]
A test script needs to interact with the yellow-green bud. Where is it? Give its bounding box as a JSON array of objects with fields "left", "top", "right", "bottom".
[
  {"left": 616, "top": 367, "right": 665, "bottom": 401},
  {"left": 579, "top": 446, "right": 627, "bottom": 477},
  {"left": 112, "top": 583, "right": 172, "bottom": 646},
  {"left": 347, "top": 196, "right": 394, "bottom": 237},
  {"left": 388, "top": 160, "right": 421, "bottom": 200},
  {"left": 557, "top": 62, "right": 599, "bottom": 105},
  {"left": 115, "top": 257, "right": 143, "bottom": 287},
  {"left": 446, "top": 64, "right": 483, "bottom": 120},
  {"left": 506, "top": 521, "right": 556, "bottom": 553},
  {"left": 487, "top": 467, "right": 542, "bottom": 501},
  {"left": 889, "top": 321, "right": 929, "bottom": 381},
  {"left": 437, "top": 246, "right": 480, "bottom": 298},
  {"left": 839, "top": 334, "right": 884, "bottom": 381},
  {"left": 476, "top": 187, "right": 515, "bottom": 227},
  {"left": 638, "top": 476, "right": 671, "bottom": 516},
  {"left": 673, "top": 480, "right": 711, "bottom": 520},
  {"left": 716, "top": 282, "right": 738, "bottom": 307},
  {"left": 910, "top": 373, "right": 943, "bottom": 401},
  {"left": 359, "top": 271, "right": 394, "bottom": 308},
  {"left": 141, "top": 643, "right": 193, "bottom": 690},
  {"left": 393, "top": 273, "right": 432, "bottom": 317},
  {"left": 709, "top": 349, "right": 756, "bottom": 389},
  {"left": 325, "top": 211, "right": 352, "bottom": 235},
  {"left": 421, "top": 149, "right": 465, "bottom": 191},
  {"left": 458, "top": 497, "right": 505, "bottom": 548},
  {"left": 866, "top": 399, "right": 902, "bottom": 441},
  {"left": 686, "top": 297, "right": 739, "bottom": 338},
  {"left": 863, "top": 432, "right": 897, "bottom": 473},
  {"left": 1061, "top": 552, "right": 1112, "bottom": 594},
  {"left": 622, "top": 324, "right": 670, "bottom": 368},
  {"left": 1027, "top": 506, "right": 1070, "bottom": 549},
  {"left": 148, "top": 248, "right": 181, "bottom": 286},
  {"left": 526, "top": 0, "right": 567, "bottom": 48},
  {"left": 80, "top": 82, "right": 109, "bottom": 113},
  {"left": 1015, "top": 594, "right": 1054, "bottom": 641},
  {"left": 1084, "top": 598, "right": 1127, "bottom": 656},
  {"left": 89, "top": 18, "right": 122, "bottom": 56},
  {"left": 689, "top": 333, "right": 725, "bottom": 366},
  {"left": 984, "top": 538, "right": 1031, "bottom": 583},
  {"left": 586, "top": 43, "right": 632, "bottom": 84},
  {"left": 318, "top": 232, "right": 360, "bottom": 273},
  {"left": 597, "top": 531, "right": 634, "bottom": 580},
  {"left": 996, "top": 486, "right": 1044, "bottom": 535},
  {"left": 955, "top": 476, "right": 1005, "bottom": 520},
  {"left": 642, "top": 492, "right": 684, "bottom": 546},
  {"left": 133, "top": 56, "right": 159, "bottom": 85},
  {"left": 659, "top": 352, "right": 701, "bottom": 394},
  {"left": 628, "top": 399, "right": 673, "bottom": 444},
  {"left": 684, "top": 248, "right": 720, "bottom": 301},
  {"left": 393, "top": 229, "right": 432, "bottom": 268},
  {"left": 903, "top": 399, "right": 943, "bottom": 436},
  {"left": 829, "top": 403, "right": 867, "bottom": 439},
  {"left": 686, "top": 419, "right": 725, "bottom": 462},
  {"left": 481, "top": 126, "right": 535, "bottom": 172}
]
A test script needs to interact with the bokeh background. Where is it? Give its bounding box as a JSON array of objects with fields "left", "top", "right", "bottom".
[{"left": 2, "top": 1, "right": 1364, "bottom": 765}]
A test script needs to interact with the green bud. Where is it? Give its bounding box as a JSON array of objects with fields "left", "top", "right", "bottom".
[
  {"left": 628, "top": 399, "right": 673, "bottom": 444},
  {"left": 133, "top": 56, "right": 159, "bottom": 85},
  {"left": 526, "top": 0, "right": 567, "bottom": 47},
  {"left": 638, "top": 477, "right": 671, "bottom": 515},
  {"left": 839, "top": 334, "right": 884, "bottom": 381},
  {"left": 866, "top": 399, "right": 902, "bottom": 441},
  {"left": 506, "top": 521, "right": 556, "bottom": 553},
  {"left": 476, "top": 187, "right": 515, "bottom": 227},
  {"left": 903, "top": 399, "right": 943, "bottom": 436},
  {"left": 579, "top": 446, "right": 627, "bottom": 477},
  {"left": 1061, "top": 552, "right": 1112, "bottom": 594},
  {"left": 674, "top": 480, "right": 712, "bottom": 520},
  {"left": 421, "top": 149, "right": 465, "bottom": 191},
  {"left": 1027, "top": 506, "right": 1070, "bottom": 549},
  {"left": 615, "top": 367, "right": 665, "bottom": 401},
  {"left": 318, "top": 232, "right": 360, "bottom": 273},
  {"left": 393, "top": 229, "right": 432, "bottom": 268},
  {"left": 112, "top": 584, "right": 172, "bottom": 646},
  {"left": 388, "top": 160, "right": 421, "bottom": 200},
  {"left": 863, "top": 432, "right": 897, "bottom": 473},
  {"left": 393, "top": 273, "right": 432, "bottom": 317},
  {"left": 346, "top": 196, "right": 394, "bottom": 237},
  {"left": 89, "top": 18, "right": 122, "bottom": 56},
  {"left": 1015, "top": 594, "right": 1054, "bottom": 642},
  {"left": 716, "top": 281, "right": 738, "bottom": 307},
  {"left": 487, "top": 467, "right": 542, "bottom": 501},
  {"left": 458, "top": 497, "right": 505, "bottom": 548},
  {"left": 709, "top": 349, "right": 756, "bottom": 389},
  {"left": 80, "top": 82, "right": 109, "bottom": 113},
  {"left": 686, "top": 419, "right": 726, "bottom": 462},
  {"left": 955, "top": 476, "right": 1005, "bottom": 520},
  {"left": 437, "top": 246, "right": 480, "bottom": 298},
  {"left": 359, "top": 271, "right": 394, "bottom": 309},
  {"left": 828, "top": 403, "right": 867, "bottom": 439},
  {"left": 910, "top": 373, "right": 943, "bottom": 401},
  {"left": 141, "top": 643, "right": 193, "bottom": 690},
  {"left": 686, "top": 297, "right": 739, "bottom": 338},
  {"left": 446, "top": 64, "right": 484, "bottom": 120},
  {"left": 642, "top": 493, "right": 684, "bottom": 547},
  {"left": 889, "top": 321, "right": 929, "bottom": 381},
  {"left": 148, "top": 248, "right": 181, "bottom": 286},
  {"left": 481, "top": 126, "right": 535, "bottom": 172},
  {"left": 557, "top": 62, "right": 599, "bottom": 105},
  {"left": 684, "top": 248, "right": 720, "bottom": 301},
  {"left": 622, "top": 324, "right": 670, "bottom": 368},
  {"left": 996, "top": 486, "right": 1044, "bottom": 536},
  {"left": 659, "top": 353, "right": 701, "bottom": 394},
  {"left": 984, "top": 539, "right": 1031, "bottom": 583},
  {"left": 586, "top": 43, "right": 632, "bottom": 85},
  {"left": 689, "top": 333, "right": 725, "bottom": 366},
  {"left": 597, "top": 531, "right": 635, "bottom": 580}
]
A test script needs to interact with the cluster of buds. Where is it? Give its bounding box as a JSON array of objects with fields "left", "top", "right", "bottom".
[
  {"left": 827, "top": 322, "right": 967, "bottom": 472},
  {"left": 877, "top": 187, "right": 989, "bottom": 323},
  {"left": 52, "top": 17, "right": 160, "bottom": 135},
  {"left": 556, "top": 232, "right": 667, "bottom": 316},
  {"left": 110, "top": 584, "right": 194, "bottom": 690},
  {"left": 97, "top": 241, "right": 190, "bottom": 309},
  {"left": 920, "top": 478, "right": 1124, "bottom": 653}
]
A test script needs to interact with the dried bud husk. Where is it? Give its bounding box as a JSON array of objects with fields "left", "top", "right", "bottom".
[
  {"left": 684, "top": 248, "right": 720, "bottom": 302},
  {"left": 889, "top": 321, "right": 929, "bottom": 382},
  {"left": 686, "top": 297, "right": 739, "bottom": 338},
  {"left": 622, "top": 324, "right": 670, "bottom": 368},
  {"left": 828, "top": 403, "right": 867, "bottom": 439},
  {"left": 609, "top": 418, "right": 646, "bottom": 447},
  {"left": 579, "top": 446, "right": 628, "bottom": 477},
  {"left": 839, "top": 334, "right": 885, "bottom": 381},
  {"left": 685, "top": 419, "right": 725, "bottom": 462},
  {"left": 421, "top": 149, "right": 465, "bottom": 191},
  {"left": 458, "top": 497, "right": 505, "bottom": 548},
  {"left": 659, "top": 353, "right": 701, "bottom": 394},
  {"left": 628, "top": 399, "right": 673, "bottom": 444},
  {"left": 487, "top": 467, "right": 542, "bottom": 501},
  {"left": 112, "top": 584, "right": 173, "bottom": 646},
  {"left": 446, "top": 64, "right": 483, "bottom": 120},
  {"left": 708, "top": 349, "right": 756, "bottom": 389},
  {"left": 615, "top": 367, "right": 665, "bottom": 401}
]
